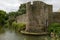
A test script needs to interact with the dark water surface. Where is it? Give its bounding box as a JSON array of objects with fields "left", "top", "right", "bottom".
[{"left": 0, "top": 30, "right": 51, "bottom": 40}]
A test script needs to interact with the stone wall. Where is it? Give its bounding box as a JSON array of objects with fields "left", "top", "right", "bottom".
[
  {"left": 16, "top": 14, "right": 27, "bottom": 24},
  {"left": 51, "top": 12, "right": 60, "bottom": 23}
]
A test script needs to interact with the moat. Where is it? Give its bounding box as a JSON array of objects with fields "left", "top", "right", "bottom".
[
  {"left": 0, "top": 29, "right": 51, "bottom": 40},
  {"left": 0, "top": 28, "right": 60, "bottom": 40}
]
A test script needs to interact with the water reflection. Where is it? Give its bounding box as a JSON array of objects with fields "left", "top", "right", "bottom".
[
  {"left": 0, "top": 28, "right": 5, "bottom": 34},
  {"left": 24, "top": 35, "right": 49, "bottom": 40}
]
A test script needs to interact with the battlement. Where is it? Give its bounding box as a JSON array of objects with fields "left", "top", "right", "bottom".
[
  {"left": 26, "top": 1, "right": 52, "bottom": 7},
  {"left": 26, "top": 1, "right": 47, "bottom": 5},
  {"left": 26, "top": 1, "right": 53, "bottom": 13}
]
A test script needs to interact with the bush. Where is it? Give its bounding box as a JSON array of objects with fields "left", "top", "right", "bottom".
[
  {"left": 48, "top": 23, "right": 60, "bottom": 34},
  {"left": 12, "top": 22, "right": 26, "bottom": 31},
  {"left": 17, "top": 23, "right": 26, "bottom": 30},
  {"left": 12, "top": 22, "right": 17, "bottom": 28}
]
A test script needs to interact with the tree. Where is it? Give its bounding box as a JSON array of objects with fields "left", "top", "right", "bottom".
[
  {"left": 18, "top": 4, "right": 26, "bottom": 15},
  {"left": 0, "top": 10, "right": 7, "bottom": 26},
  {"left": 6, "top": 3, "right": 26, "bottom": 27}
]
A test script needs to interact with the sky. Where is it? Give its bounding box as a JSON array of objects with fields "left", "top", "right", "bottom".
[{"left": 0, "top": 0, "right": 60, "bottom": 12}]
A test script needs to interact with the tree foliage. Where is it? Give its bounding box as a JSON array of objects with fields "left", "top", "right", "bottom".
[
  {"left": 18, "top": 4, "right": 26, "bottom": 15},
  {"left": 12, "top": 22, "right": 26, "bottom": 31},
  {"left": 0, "top": 3, "right": 26, "bottom": 28},
  {"left": 8, "top": 3, "right": 26, "bottom": 18},
  {"left": 48, "top": 23, "right": 60, "bottom": 34},
  {"left": 0, "top": 10, "right": 7, "bottom": 26},
  {"left": 7, "top": 4, "right": 26, "bottom": 25}
]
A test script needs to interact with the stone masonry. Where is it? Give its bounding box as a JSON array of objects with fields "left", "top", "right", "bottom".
[{"left": 25, "top": 1, "right": 52, "bottom": 33}]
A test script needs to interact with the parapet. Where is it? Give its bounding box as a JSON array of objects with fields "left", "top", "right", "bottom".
[{"left": 26, "top": 1, "right": 46, "bottom": 6}]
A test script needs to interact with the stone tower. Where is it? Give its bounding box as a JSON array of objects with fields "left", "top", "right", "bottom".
[{"left": 25, "top": 1, "right": 52, "bottom": 33}]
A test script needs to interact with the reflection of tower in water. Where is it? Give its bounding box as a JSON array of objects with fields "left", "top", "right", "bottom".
[{"left": 24, "top": 36, "right": 49, "bottom": 40}]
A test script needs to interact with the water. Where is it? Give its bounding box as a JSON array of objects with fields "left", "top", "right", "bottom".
[{"left": 0, "top": 30, "right": 51, "bottom": 40}]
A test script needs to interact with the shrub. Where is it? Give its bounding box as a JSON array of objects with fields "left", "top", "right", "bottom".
[
  {"left": 12, "top": 22, "right": 26, "bottom": 31},
  {"left": 12, "top": 22, "right": 17, "bottom": 28},
  {"left": 48, "top": 23, "right": 60, "bottom": 34},
  {"left": 17, "top": 23, "right": 26, "bottom": 30}
]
